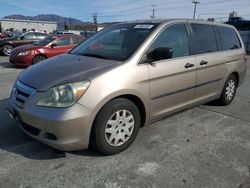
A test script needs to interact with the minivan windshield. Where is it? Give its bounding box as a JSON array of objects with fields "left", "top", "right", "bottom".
[
  {"left": 34, "top": 35, "right": 54, "bottom": 46},
  {"left": 70, "top": 23, "right": 158, "bottom": 61}
]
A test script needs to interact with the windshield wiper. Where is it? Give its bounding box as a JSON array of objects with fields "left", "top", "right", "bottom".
[{"left": 81, "top": 53, "right": 111, "bottom": 60}]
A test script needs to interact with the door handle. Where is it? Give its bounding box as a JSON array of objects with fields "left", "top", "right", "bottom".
[
  {"left": 185, "top": 63, "right": 195, "bottom": 68},
  {"left": 200, "top": 60, "right": 208, "bottom": 65}
]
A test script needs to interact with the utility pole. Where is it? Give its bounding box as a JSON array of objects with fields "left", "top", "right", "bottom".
[
  {"left": 151, "top": 4, "right": 156, "bottom": 19},
  {"left": 192, "top": 1, "right": 200, "bottom": 19},
  {"left": 93, "top": 13, "right": 97, "bottom": 32}
]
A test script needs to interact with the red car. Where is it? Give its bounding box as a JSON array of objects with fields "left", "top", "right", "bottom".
[{"left": 9, "top": 34, "right": 85, "bottom": 67}]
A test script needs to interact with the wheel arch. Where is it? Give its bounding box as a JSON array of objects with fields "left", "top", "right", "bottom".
[
  {"left": 33, "top": 53, "right": 48, "bottom": 58},
  {"left": 88, "top": 93, "right": 147, "bottom": 149},
  {"left": 91, "top": 93, "right": 147, "bottom": 128},
  {"left": 89, "top": 94, "right": 147, "bottom": 151},
  {"left": 2, "top": 43, "right": 15, "bottom": 47},
  {"left": 231, "top": 71, "right": 239, "bottom": 86}
]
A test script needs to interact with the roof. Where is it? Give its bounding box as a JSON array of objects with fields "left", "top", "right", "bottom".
[
  {"left": 120, "top": 18, "right": 233, "bottom": 28},
  {"left": 52, "top": 34, "right": 81, "bottom": 38}
]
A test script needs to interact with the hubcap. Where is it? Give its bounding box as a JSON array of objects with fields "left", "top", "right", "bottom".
[
  {"left": 3, "top": 46, "right": 13, "bottom": 55},
  {"left": 105, "top": 109, "right": 135, "bottom": 147},
  {"left": 225, "top": 79, "right": 235, "bottom": 101}
]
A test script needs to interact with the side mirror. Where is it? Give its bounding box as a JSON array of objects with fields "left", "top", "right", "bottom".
[
  {"left": 19, "top": 36, "right": 24, "bottom": 40},
  {"left": 148, "top": 47, "right": 173, "bottom": 61},
  {"left": 50, "top": 43, "right": 57, "bottom": 48}
]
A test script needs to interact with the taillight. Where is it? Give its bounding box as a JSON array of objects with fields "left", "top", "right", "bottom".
[{"left": 244, "top": 54, "right": 248, "bottom": 64}]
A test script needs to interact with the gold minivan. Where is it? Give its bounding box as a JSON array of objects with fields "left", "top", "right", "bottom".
[{"left": 7, "top": 19, "right": 247, "bottom": 155}]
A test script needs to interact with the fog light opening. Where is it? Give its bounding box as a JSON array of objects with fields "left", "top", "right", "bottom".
[{"left": 44, "top": 132, "right": 57, "bottom": 141}]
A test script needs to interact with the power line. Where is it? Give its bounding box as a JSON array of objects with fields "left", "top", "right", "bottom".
[{"left": 192, "top": 0, "right": 200, "bottom": 19}]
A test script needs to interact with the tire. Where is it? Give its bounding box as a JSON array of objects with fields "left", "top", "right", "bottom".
[
  {"left": 217, "top": 74, "right": 237, "bottom": 105},
  {"left": 2, "top": 44, "right": 14, "bottom": 56},
  {"left": 91, "top": 98, "right": 141, "bottom": 155},
  {"left": 32, "top": 55, "right": 46, "bottom": 65}
]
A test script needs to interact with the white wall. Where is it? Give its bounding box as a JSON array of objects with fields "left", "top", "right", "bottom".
[{"left": 0, "top": 19, "right": 57, "bottom": 33}]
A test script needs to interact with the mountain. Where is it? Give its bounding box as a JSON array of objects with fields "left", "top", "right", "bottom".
[{"left": 3, "top": 14, "right": 85, "bottom": 30}]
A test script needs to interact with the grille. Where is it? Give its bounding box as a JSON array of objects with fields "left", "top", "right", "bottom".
[{"left": 11, "top": 80, "right": 36, "bottom": 108}]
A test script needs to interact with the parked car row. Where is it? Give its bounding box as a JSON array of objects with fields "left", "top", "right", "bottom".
[
  {"left": 10, "top": 34, "right": 85, "bottom": 66},
  {"left": 0, "top": 31, "right": 85, "bottom": 67},
  {"left": 0, "top": 31, "right": 49, "bottom": 56}
]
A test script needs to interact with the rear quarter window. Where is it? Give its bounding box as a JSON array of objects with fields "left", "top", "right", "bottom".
[{"left": 217, "top": 26, "right": 242, "bottom": 50}]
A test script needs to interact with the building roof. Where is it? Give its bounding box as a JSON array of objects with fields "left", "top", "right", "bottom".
[{"left": 0, "top": 18, "right": 57, "bottom": 24}]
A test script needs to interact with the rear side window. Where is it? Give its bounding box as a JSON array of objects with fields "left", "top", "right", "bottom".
[
  {"left": 218, "top": 26, "right": 241, "bottom": 50},
  {"left": 191, "top": 24, "right": 217, "bottom": 54},
  {"left": 22, "top": 32, "right": 35, "bottom": 40},
  {"left": 35, "top": 33, "right": 48, "bottom": 40},
  {"left": 72, "top": 36, "right": 84, "bottom": 45}
]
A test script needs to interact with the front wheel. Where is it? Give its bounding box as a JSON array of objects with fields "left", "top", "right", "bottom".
[
  {"left": 32, "top": 55, "right": 46, "bottom": 65},
  {"left": 2, "top": 44, "right": 14, "bottom": 56},
  {"left": 217, "top": 74, "right": 237, "bottom": 105},
  {"left": 91, "top": 98, "right": 141, "bottom": 155}
]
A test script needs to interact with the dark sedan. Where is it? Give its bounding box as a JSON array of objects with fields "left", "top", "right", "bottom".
[{"left": 0, "top": 32, "right": 49, "bottom": 56}]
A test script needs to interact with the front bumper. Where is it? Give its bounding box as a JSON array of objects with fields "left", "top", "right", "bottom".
[
  {"left": 9, "top": 54, "right": 33, "bottom": 67},
  {"left": 7, "top": 99, "right": 93, "bottom": 151}
]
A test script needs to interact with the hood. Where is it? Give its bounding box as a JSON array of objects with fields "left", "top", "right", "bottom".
[
  {"left": 0, "top": 37, "right": 17, "bottom": 44},
  {"left": 12, "top": 44, "right": 39, "bottom": 53},
  {"left": 18, "top": 54, "right": 120, "bottom": 91}
]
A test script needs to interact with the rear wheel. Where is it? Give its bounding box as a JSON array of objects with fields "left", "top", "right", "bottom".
[
  {"left": 217, "top": 74, "right": 237, "bottom": 105},
  {"left": 32, "top": 55, "right": 46, "bottom": 65},
  {"left": 91, "top": 98, "right": 141, "bottom": 155},
  {"left": 2, "top": 44, "right": 14, "bottom": 56}
]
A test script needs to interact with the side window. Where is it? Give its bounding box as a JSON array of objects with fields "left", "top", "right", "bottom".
[
  {"left": 35, "top": 33, "right": 47, "bottom": 40},
  {"left": 218, "top": 26, "right": 241, "bottom": 50},
  {"left": 54, "top": 38, "right": 71, "bottom": 46},
  {"left": 191, "top": 24, "right": 217, "bottom": 54},
  {"left": 147, "top": 24, "right": 190, "bottom": 59},
  {"left": 72, "top": 36, "right": 84, "bottom": 45},
  {"left": 22, "top": 33, "right": 35, "bottom": 40}
]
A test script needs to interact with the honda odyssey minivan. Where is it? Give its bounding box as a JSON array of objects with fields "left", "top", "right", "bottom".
[{"left": 7, "top": 19, "right": 247, "bottom": 155}]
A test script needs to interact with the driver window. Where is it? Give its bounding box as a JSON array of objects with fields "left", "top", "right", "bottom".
[
  {"left": 147, "top": 24, "right": 190, "bottom": 60},
  {"left": 54, "top": 38, "right": 71, "bottom": 46}
]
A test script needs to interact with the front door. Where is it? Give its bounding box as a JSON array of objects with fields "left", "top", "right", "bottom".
[
  {"left": 47, "top": 37, "right": 74, "bottom": 57},
  {"left": 146, "top": 23, "right": 197, "bottom": 120}
]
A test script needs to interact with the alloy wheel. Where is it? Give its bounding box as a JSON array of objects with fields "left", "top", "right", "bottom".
[
  {"left": 225, "top": 79, "right": 236, "bottom": 101},
  {"left": 3, "top": 45, "right": 13, "bottom": 56}
]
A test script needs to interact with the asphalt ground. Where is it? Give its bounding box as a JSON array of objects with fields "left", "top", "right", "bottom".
[{"left": 0, "top": 56, "right": 250, "bottom": 188}]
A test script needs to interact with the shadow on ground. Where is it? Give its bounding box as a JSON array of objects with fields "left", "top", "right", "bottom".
[{"left": 0, "top": 61, "right": 24, "bottom": 69}]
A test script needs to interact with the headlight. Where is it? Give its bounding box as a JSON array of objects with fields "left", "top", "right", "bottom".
[
  {"left": 18, "top": 51, "right": 30, "bottom": 56},
  {"left": 37, "top": 81, "right": 90, "bottom": 107}
]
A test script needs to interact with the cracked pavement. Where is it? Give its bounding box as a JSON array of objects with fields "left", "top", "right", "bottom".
[{"left": 0, "top": 56, "right": 249, "bottom": 188}]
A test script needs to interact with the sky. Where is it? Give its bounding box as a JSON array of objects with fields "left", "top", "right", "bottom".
[{"left": 0, "top": 0, "right": 250, "bottom": 23}]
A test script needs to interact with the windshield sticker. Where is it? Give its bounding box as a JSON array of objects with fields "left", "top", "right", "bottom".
[{"left": 134, "top": 24, "right": 154, "bottom": 29}]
